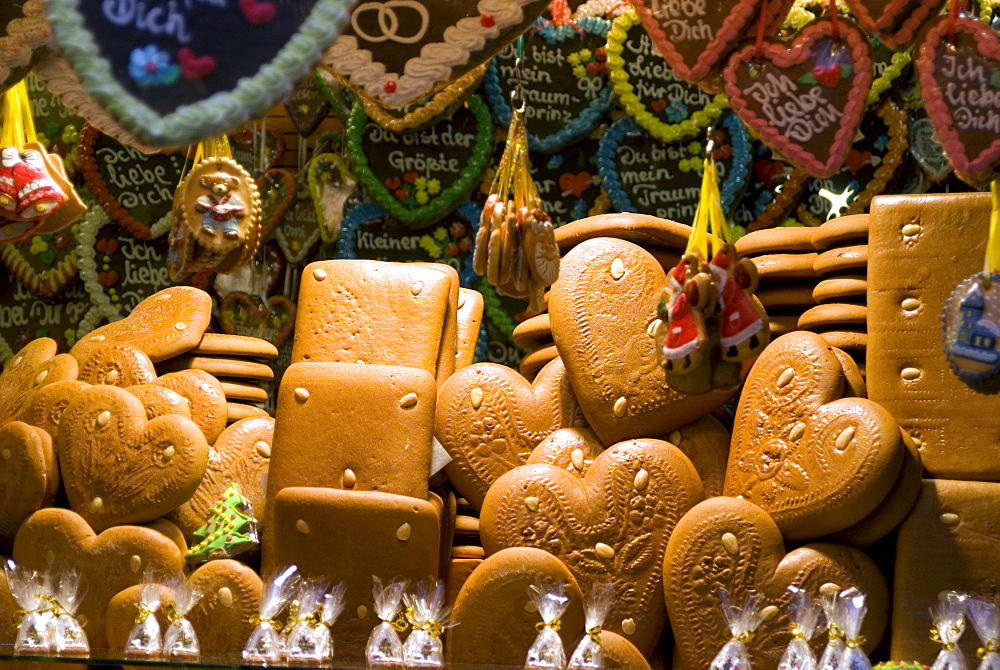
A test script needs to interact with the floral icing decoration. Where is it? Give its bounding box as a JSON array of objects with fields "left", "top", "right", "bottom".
[{"left": 128, "top": 45, "right": 180, "bottom": 88}]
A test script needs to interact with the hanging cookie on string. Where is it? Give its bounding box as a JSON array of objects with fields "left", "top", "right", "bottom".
[
  {"left": 168, "top": 134, "right": 262, "bottom": 282},
  {"left": 0, "top": 80, "right": 85, "bottom": 243},
  {"left": 942, "top": 180, "right": 1000, "bottom": 393},
  {"left": 474, "top": 40, "right": 559, "bottom": 317}
]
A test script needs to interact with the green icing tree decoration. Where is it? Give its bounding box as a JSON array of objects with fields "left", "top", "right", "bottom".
[{"left": 185, "top": 483, "right": 259, "bottom": 564}]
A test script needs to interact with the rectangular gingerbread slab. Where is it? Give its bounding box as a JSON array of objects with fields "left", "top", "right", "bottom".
[
  {"left": 267, "top": 362, "right": 435, "bottom": 507},
  {"left": 292, "top": 260, "right": 453, "bottom": 377},
  {"left": 868, "top": 193, "right": 1000, "bottom": 479},
  {"left": 263, "top": 487, "right": 441, "bottom": 660},
  {"left": 415, "top": 263, "right": 458, "bottom": 386},
  {"left": 456, "top": 288, "right": 484, "bottom": 371},
  {"left": 893, "top": 479, "right": 1000, "bottom": 661}
]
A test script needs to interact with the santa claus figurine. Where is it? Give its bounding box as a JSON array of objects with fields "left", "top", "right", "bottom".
[
  {"left": 708, "top": 243, "right": 770, "bottom": 362},
  {"left": 657, "top": 257, "right": 716, "bottom": 375}
]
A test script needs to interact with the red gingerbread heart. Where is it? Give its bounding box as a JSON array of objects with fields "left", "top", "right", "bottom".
[
  {"left": 95, "top": 239, "right": 118, "bottom": 255},
  {"left": 632, "top": 0, "right": 791, "bottom": 84},
  {"left": 239, "top": 0, "right": 277, "bottom": 25},
  {"left": 916, "top": 15, "right": 1000, "bottom": 186},
  {"left": 97, "top": 270, "right": 119, "bottom": 287},
  {"left": 724, "top": 19, "right": 873, "bottom": 178},
  {"left": 178, "top": 48, "right": 217, "bottom": 80}
]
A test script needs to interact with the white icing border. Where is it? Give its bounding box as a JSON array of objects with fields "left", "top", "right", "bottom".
[{"left": 326, "top": 0, "right": 537, "bottom": 106}]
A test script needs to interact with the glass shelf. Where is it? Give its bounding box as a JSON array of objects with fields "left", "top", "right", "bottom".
[{"left": 0, "top": 646, "right": 517, "bottom": 669}]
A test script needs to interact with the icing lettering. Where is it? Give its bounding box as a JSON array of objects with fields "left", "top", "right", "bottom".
[
  {"left": 358, "top": 229, "right": 421, "bottom": 251},
  {"left": 101, "top": 0, "right": 195, "bottom": 44},
  {"left": 96, "top": 145, "right": 177, "bottom": 209},
  {"left": 124, "top": 259, "right": 170, "bottom": 287},
  {"left": 366, "top": 124, "right": 475, "bottom": 148},
  {"left": 387, "top": 150, "right": 460, "bottom": 173},
  {"left": 743, "top": 72, "right": 841, "bottom": 143},
  {"left": 941, "top": 53, "right": 1000, "bottom": 133}
]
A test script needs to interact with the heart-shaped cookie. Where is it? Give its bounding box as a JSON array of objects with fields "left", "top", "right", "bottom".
[
  {"left": 0, "top": 421, "right": 56, "bottom": 550},
  {"left": 57, "top": 384, "right": 210, "bottom": 531},
  {"left": 229, "top": 123, "right": 284, "bottom": 176},
  {"left": 188, "top": 558, "right": 263, "bottom": 654},
  {"left": 605, "top": 10, "right": 729, "bottom": 142},
  {"left": 0, "top": 337, "right": 78, "bottom": 422},
  {"left": 347, "top": 95, "right": 494, "bottom": 227},
  {"left": 480, "top": 438, "right": 704, "bottom": 656},
  {"left": 70, "top": 286, "right": 212, "bottom": 364},
  {"left": 549, "top": 237, "right": 734, "bottom": 445},
  {"left": 171, "top": 416, "right": 273, "bottom": 541},
  {"left": 794, "top": 98, "right": 908, "bottom": 226},
  {"left": 843, "top": 0, "right": 946, "bottom": 49},
  {"left": 723, "top": 331, "right": 904, "bottom": 541},
  {"left": 273, "top": 172, "right": 321, "bottom": 264},
  {"left": 78, "top": 125, "right": 183, "bottom": 240},
  {"left": 220, "top": 291, "right": 297, "bottom": 351},
  {"left": 660, "top": 415, "right": 731, "bottom": 498},
  {"left": 632, "top": 0, "right": 790, "bottom": 84},
  {"left": 448, "top": 547, "right": 586, "bottom": 666},
  {"left": 724, "top": 19, "right": 874, "bottom": 178},
  {"left": 598, "top": 112, "right": 750, "bottom": 219},
  {"left": 916, "top": 15, "right": 1000, "bottom": 186},
  {"left": 435, "top": 357, "right": 585, "bottom": 510},
  {"left": 152, "top": 369, "right": 228, "bottom": 446},
  {"left": 486, "top": 17, "right": 612, "bottom": 152},
  {"left": 664, "top": 496, "right": 888, "bottom": 670},
  {"left": 0, "top": 1, "right": 51, "bottom": 94},
  {"left": 43, "top": 0, "right": 347, "bottom": 147},
  {"left": 126, "top": 383, "right": 192, "bottom": 421},
  {"left": 77, "top": 341, "right": 158, "bottom": 387},
  {"left": 23, "top": 379, "right": 89, "bottom": 439},
  {"left": 12, "top": 506, "right": 185, "bottom": 648},
  {"left": 322, "top": 0, "right": 548, "bottom": 108},
  {"left": 527, "top": 426, "right": 606, "bottom": 477}
]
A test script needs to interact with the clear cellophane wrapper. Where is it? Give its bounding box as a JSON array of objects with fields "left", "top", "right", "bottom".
[
  {"left": 314, "top": 583, "right": 346, "bottom": 663},
  {"left": 567, "top": 582, "right": 614, "bottom": 670},
  {"left": 968, "top": 596, "right": 1000, "bottom": 670},
  {"left": 124, "top": 571, "right": 163, "bottom": 657},
  {"left": 778, "top": 586, "right": 824, "bottom": 670},
  {"left": 473, "top": 102, "right": 557, "bottom": 316},
  {"left": 402, "top": 580, "right": 452, "bottom": 669},
  {"left": 526, "top": 581, "right": 570, "bottom": 670},
  {"left": 367, "top": 576, "right": 409, "bottom": 668},
  {"left": 5, "top": 559, "right": 53, "bottom": 654},
  {"left": 710, "top": 589, "right": 768, "bottom": 670},
  {"left": 243, "top": 565, "right": 299, "bottom": 663},
  {"left": 839, "top": 588, "right": 872, "bottom": 670},
  {"left": 930, "top": 591, "right": 970, "bottom": 670},
  {"left": 818, "top": 589, "right": 847, "bottom": 670},
  {"left": 163, "top": 577, "right": 203, "bottom": 659},
  {"left": 285, "top": 578, "right": 329, "bottom": 664},
  {"left": 52, "top": 569, "right": 88, "bottom": 656}
]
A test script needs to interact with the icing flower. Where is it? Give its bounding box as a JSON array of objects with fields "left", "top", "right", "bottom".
[
  {"left": 129, "top": 45, "right": 181, "bottom": 87},
  {"left": 874, "top": 135, "right": 889, "bottom": 152},
  {"left": 573, "top": 65, "right": 587, "bottom": 78},
  {"left": 415, "top": 176, "right": 428, "bottom": 191},
  {"left": 28, "top": 236, "right": 47, "bottom": 255},
  {"left": 415, "top": 190, "right": 429, "bottom": 205},
  {"left": 433, "top": 227, "right": 448, "bottom": 242},
  {"left": 426, "top": 179, "right": 441, "bottom": 195},
  {"left": 665, "top": 101, "right": 689, "bottom": 123}
]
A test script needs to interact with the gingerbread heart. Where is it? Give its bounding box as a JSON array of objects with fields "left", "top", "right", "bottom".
[
  {"left": 0, "top": 337, "right": 78, "bottom": 423},
  {"left": 664, "top": 496, "right": 888, "bottom": 670},
  {"left": 359, "top": 63, "right": 488, "bottom": 134},
  {"left": 527, "top": 426, "right": 606, "bottom": 477},
  {"left": 480, "top": 438, "right": 704, "bottom": 656},
  {"left": 323, "top": 0, "right": 549, "bottom": 108},
  {"left": 152, "top": 369, "right": 228, "bottom": 446},
  {"left": 70, "top": 286, "right": 213, "bottom": 364},
  {"left": 22, "top": 379, "right": 89, "bottom": 440},
  {"left": 732, "top": 145, "right": 810, "bottom": 232},
  {"left": 77, "top": 341, "right": 158, "bottom": 387},
  {"left": 724, "top": 19, "right": 874, "bottom": 178},
  {"left": 256, "top": 168, "right": 296, "bottom": 239},
  {"left": 916, "top": 15, "right": 1000, "bottom": 186},
  {"left": 220, "top": 291, "right": 297, "bottom": 351},
  {"left": 188, "top": 558, "right": 263, "bottom": 654},
  {"left": 0, "top": 421, "right": 56, "bottom": 550},
  {"left": 12, "top": 506, "right": 185, "bottom": 648},
  {"left": 448, "top": 547, "right": 586, "bottom": 666},
  {"left": 56, "top": 384, "right": 209, "bottom": 531},
  {"left": 285, "top": 76, "right": 331, "bottom": 137},
  {"left": 229, "top": 123, "right": 284, "bottom": 176},
  {"left": 632, "top": 0, "right": 789, "bottom": 84},
  {"left": 126, "top": 384, "right": 192, "bottom": 421},
  {"left": 723, "top": 331, "right": 905, "bottom": 541},
  {"left": 548, "top": 237, "right": 734, "bottom": 445},
  {"left": 843, "top": 0, "right": 946, "bottom": 49},
  {"left": 273, "top": 172, "right": 321, "bottom": 264},
  {"left": 435, "top": 357, "right": 585, "bottom": 510}
]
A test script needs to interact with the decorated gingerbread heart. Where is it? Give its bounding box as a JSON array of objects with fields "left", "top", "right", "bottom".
[
  {"left": 56, "top": 383, "right": 210, "bottom": 531},
  {"left": 548, "top": 236, "right": 735, "bottom": 446},
  {"left": 606, "top": 9, "right": 730, "bottom": 142},
  {"left": 77, "top": 341, "right": 158, "bottom": 387},
  {"left": 723, "top": 331, "right": 905, "bottom": 541},
  {"left": 598, "top": 112, "right": 751, "bottom": 220},
  {"left": 523, "top": 137, "right": 609, "bottom": 225},
  {"left": 664, "top": 496, "right": 889, "bottom": 670},
  {"left": 308, "top": 152, "right": 356, "bottom": 244},
  {"left": 724, "top": 19, "right": 874, "bottom": 178},
  {"left": 731, "top": 143, "right": 809, "bottom": 232},
  {"left": 347, "top": 95, "right": 494, "bottom": 227},
  {"left": 486, "top": 17, "right": 613, "bottom": 152},
  {"left": 284, "top": 75, "right": 331, "bottom": 138},
  {"left": 916, "top": 14, "right": 1000, "bottom": 186},
  {"left": 273, "top": 173, "right": 322, "bottom": 264},
  {"left": 0, "top": 281, "right": 92, "bottom": 362},
  {"left": 480, "top": 437, "right": 704, "bottom": 656},
  {"left": 843, "top": 0, "right": 946, "bottom": 49},
  {"left": 220, "top": 291, "right": 296, "bottom": 351},
  {"left": 229, "top": 123, "right": 284, "bottom": 177},
  {"left": 0, "top": 1, "right": 51, "bottom": 95},
  {"left": 435, "top": 357, "right": 585, "bottom": 510},
  {"left": 322, "top": 0, "right": 549, "bottom": 108}
]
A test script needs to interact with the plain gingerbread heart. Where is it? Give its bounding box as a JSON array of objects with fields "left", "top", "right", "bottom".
[
  {"left": 0, "top": 421, "right": 56, "bottom": 551},
  {"left": 723, "top": 331, "right": 904, "bottom": 541},
  {"left": 435, "top": 357, "right": 586, "bottom": 511},
  {"left": 548, "top": 236, "right": 733, "bottom": 446},
  {"left": 448, "top": 547, "right": 586, "bottom": 666},
  {"left": 480, "top": 438, "right": 704, "bottom": 656},
  {"left": 56, "top": 384, "right": 209, "bottom": 531},
  {"left": 664, "top": 496, "right": 888, "bottom": 670},
  {"left": 0, "top": 337, "right": 78, "bottom": 424},
  {"left": 12, "top": 506, "right": 184, "bottom": 648},
  {"left": 916, "top": 15, "right": 1000, "bottom": 186},
  {"left": 723, "top": 19, "right": 873, "bottom": 178}
]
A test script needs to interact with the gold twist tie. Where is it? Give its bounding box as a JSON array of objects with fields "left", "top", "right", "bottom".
[
  {"left": 536, "top": 618, "right": 562, "bottom": 633},
  {"left": 827, "top": 623, "right": 844, "bottom": 645},
  {"left": 587, "top": 626, "right": 603, "bottom": 643},
  {"left": 421, "top": 620, "right": 445, "bottom": 638},
  {"left": 249, "top": 615, "right": 283, "bottom": 631},
  {"left": 733, "top": 631, "right": 754, "bottom": 644},
  {"left": 930, "top": 626, "right": 957, "bottom": 651},
  {"left": 979, "top": 639, "right": 1000, "bottom": 659},
  {"left": 845, "top": 636, "right": 867, "bottom": 649},
  {"left": 163, "top": 601, "right": 184, "bottom": 625},
  {"left": 134, "top": 604, "right": 153, "bottom": 625},
  {"left": 788, "top": 623, "right": 807, "bottom": 641},
  {"left": 388, "top": 613, "right": 409, "bottom": 633}
]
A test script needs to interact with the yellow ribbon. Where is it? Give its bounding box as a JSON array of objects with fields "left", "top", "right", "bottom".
[
  {"left": 134, "top": 604, "right": 153, "bottom": 625},
  {"left": 930, "top": 625, "right": 961, "bottom": 651},
  {"left": 845, "top": 635, "right": 867, "bottom": 649},
  {"left": 985, "top": 179, "right": 1000, "bottom": 281},
  {"left": 979, "top": 639, "right": 1000, "bottom": 659},
  {"left": 788, "top": 623, "right": 807, "bottom": 641},
  {"left": 249, "top": 615, "right": 283, "bottom": 631},
  {"left": 827, "top": 623, "right": 844, "bottom": 646},
  {"left": 404, "top": 605, "right": 445, "bottom": 637},
  {"left": 388, "top": 612, "right": 409, "bottom": 633},
  {"left": 535, "top": 618, "right": 562, "bottom": 633},
  {"left": 0, "top": 81, "right": 37, "bottom": 148},
  {"left": 163, "top": 601, "right": 184, "bottom": 626},
  {"left": 683, "top": 147, "right": 729, "bottom": 260},
  {"left": 733, "top": 630, "right": 755, "bottom": 644},
  {"left": 587, "top": 626, "right": 602, "bottom": 643}
]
